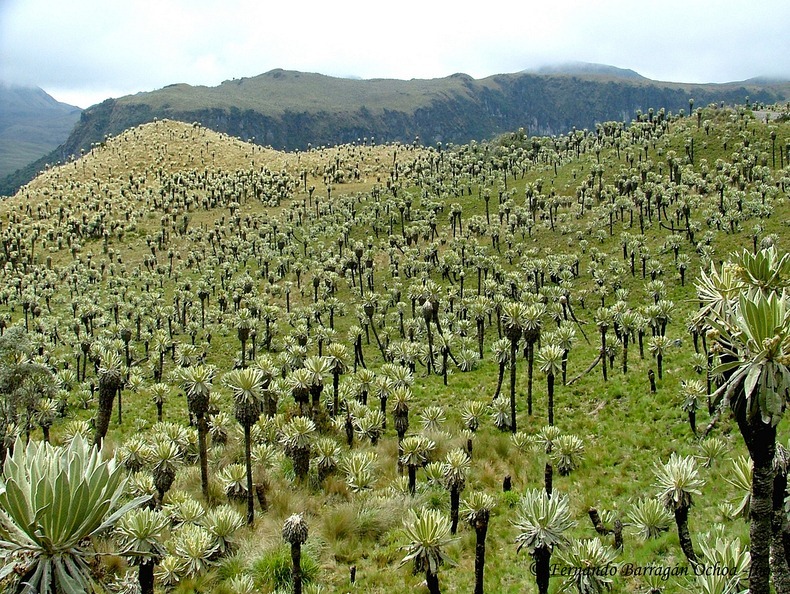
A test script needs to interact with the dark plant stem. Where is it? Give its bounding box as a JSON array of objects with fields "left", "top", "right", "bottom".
[
  {"left": 291, "top": 543, "right": 303, "bottom": 594},
  {"left": 534, "top": 546, "right": 551, "bottom": 594},
  {"left": 473, "top": 517, "right": 489, "bottom": 594},
  {"left": 244, "top": 424, "right": 254, "bottom": 525},
  {"left": 674, "top": 505, "right": 697, "bottom": 566},
  {"left": 509, "top": 340, "right": 518, "bottom": 433},
  {"left": 450, "top": 485, "right": 460, "bottom": 535},
  {"left": 138, "top": 560, "right": 155, "bottom": 594},
  {"left": 426, "top": 569, "right": 441, "bottom": 594},
  {"left": 198, "top": 414, "right": 209, "bottom": 500}
]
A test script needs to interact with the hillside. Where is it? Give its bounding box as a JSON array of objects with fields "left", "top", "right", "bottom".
[
  {"left": 1, "top": 104, "right": 790, "bottom": 594},
  {"left": 3, "top": 66, "right": 788, "bottom": 196},
  {"left": 0, "top": 83, "right": 81, "bottom": 177}
]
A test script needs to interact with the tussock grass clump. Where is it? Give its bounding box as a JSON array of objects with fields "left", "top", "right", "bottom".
[{"left": 249, "top": 544, "right": 320, "bottom": 591}]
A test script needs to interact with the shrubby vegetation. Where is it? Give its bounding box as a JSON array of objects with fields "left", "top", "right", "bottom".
[{"left": 0, "top": 101, "right": 789, "bottom": 593}]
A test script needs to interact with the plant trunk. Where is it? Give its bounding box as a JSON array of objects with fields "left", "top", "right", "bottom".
[
  {"left": 473, "top": 520, "right": 489, "bottom": 594},
  {"left": 93, "top": 379, "right": 117, "bottom": 448},
  {"left": 333, "top": 372, "right": 340, "bottom": 417},
  {"left": 450, "top": 485, "right": 460, "bottom": 535},
  {"left": 245, "top": 424, "right": 254, "bottom": 525},
  {"left": 784, "top": 524, "right": 790, "bottom": 590},
  {"left": 534, "top": 546, "right": 551, "bottom": 594},
  {"left": 197, "top": 414, "right": 209, "bottom": 500},
  {"left": 509, "top": 340, "right": 518, "bottom": 433},
  {"left": 771, "top": 471, "right": 790, "bottom": 594},
  {"left": 674, "top": 505, "right": 697, "bottom": 566},
  {"left": 425, "top": 569, "right": 441, "bottom": 594},
  {"left": 547, "top": 373, "right": 554, "bottom": 426},
  {"left": 380, "top": 396, "right": 388, "bottom": 429},
  {"left": 310, "top": 385, "right": 323, "bottom": 414},
  {"left": 294, "top": 446, "right": 310, "bottom": 481},
  {"left": 738, "top": 413, "right": 777, "bottom": 594},
  {"left": 425, "top": 321, "right": 434, "bottom": 374},
  {"left": 138, "top": 560, "right": 155, "bottom": 594},
  {"left": 397, "top": 433, "right": 405, "bottom": 473},
  {"left": 291, "top": 542, "right": 303, "bottom": 594},
  {"left": 345, "top": 414, "right": 354, "bottom": 448},
  {"left": 613, "top": 518, "right": 624, "bottom": 550},
  {"left": 588, "top": 507, "right": 611, "bottom": 535},
  {"left": 493, "top": 362, "right": 505, "bottom": 400},
  {"left": 117, "top": 386, "right": 123, "bottom": 425},
  {"left": 622, "top": 337, "right": 629, "bottom": 373},
  {"left": 255, "top": 481, "right": 268, "bottom": 511},
  {"left": 370, "top": 322, "right": 388, "bottom": 362},
  {"left": 526, "top": 342, "right": 534, "bottom": 415}
]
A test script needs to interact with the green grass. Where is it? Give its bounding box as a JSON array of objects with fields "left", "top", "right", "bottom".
[{"left": 248, "top": 544, "right": 320, "bottom": 591}]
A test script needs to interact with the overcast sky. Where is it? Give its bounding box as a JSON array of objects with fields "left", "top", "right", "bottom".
[{"left": 1, "top": 0, "right": 789, "bottom": 109}]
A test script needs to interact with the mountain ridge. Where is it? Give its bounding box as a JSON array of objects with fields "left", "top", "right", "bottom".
[
  {"left": 2, "top": 66, "right": 788, "bottom": 196},
  {"left": 0, "top": 84, "right": 81, "bottom": 178}
]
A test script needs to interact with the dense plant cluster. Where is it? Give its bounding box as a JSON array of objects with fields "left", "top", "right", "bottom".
[{"left": 0, "top": 102, "right": 789, "bottom": 593}]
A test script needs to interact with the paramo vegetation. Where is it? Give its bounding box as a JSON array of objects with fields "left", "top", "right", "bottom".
[{"left": 1, "top": 102, "right": 790, "bottom": 594}]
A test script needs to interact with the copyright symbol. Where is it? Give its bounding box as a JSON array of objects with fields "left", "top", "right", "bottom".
[{"left": 529, "top": 562, "right": 537, "bottom": 576}]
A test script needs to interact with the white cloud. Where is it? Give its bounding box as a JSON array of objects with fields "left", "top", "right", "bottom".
[{"left": 1, "top": 0, "right": 788, "bottom": 107}]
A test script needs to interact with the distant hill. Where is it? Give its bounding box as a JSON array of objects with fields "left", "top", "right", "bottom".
[
  {"left": 0, "top": 83, "right": 81, "bottom": 178},
  {"left": 2, "top": 66, "right": 788, "bottom": 196},
  {"left": 522, "top": 62, "right": 647, "bottom": 80}
]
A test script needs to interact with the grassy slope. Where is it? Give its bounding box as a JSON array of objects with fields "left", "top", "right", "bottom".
[
  {"left": 3, "top": 107, "right": 790, "bottom": 594},
  {"left": 119, "top": 70, "right": 475, "bottom": 115}
]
